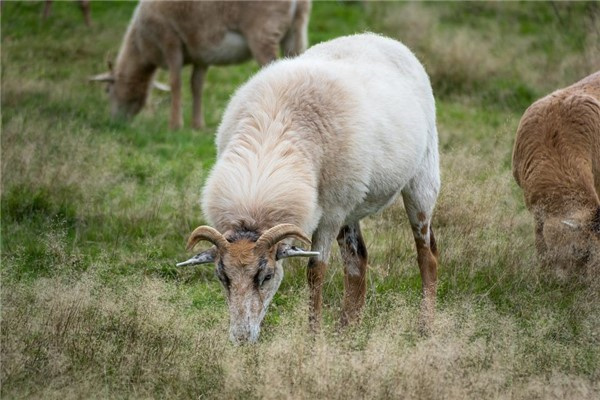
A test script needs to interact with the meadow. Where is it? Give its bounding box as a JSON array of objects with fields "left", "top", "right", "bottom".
[{"left": 2, "top": 1, "right": 599, "bottom": 399}]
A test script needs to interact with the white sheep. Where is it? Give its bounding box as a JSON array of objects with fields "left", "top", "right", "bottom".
[
  {"left": 178, "top": 33, "right": 441, "bottom": 343},
  {"left": 512, "top": 71, "right": 600, "bottom": 273},
  {"left": 90, "top": 0, "right": 311, "bottom": 130}
]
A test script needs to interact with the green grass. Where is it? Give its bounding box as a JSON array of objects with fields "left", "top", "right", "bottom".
[{"left": 2, "top": 1, "right": 600, "bottom": 399}]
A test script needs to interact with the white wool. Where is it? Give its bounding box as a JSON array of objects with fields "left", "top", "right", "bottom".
[{"left": 202, "top": 33, "right": 439, "bottom": 243}]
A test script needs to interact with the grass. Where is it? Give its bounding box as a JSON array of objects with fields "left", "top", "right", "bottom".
[{"left": 2, "top": 1, "right": 600, "bottom": 399}]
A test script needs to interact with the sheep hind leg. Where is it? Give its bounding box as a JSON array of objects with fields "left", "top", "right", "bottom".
[
  {"left": 401, "top": 163, "right": 440, "bottom": 335},
  {"left": 337, "top": 222, "right": 368, "bottom": 327},
  {"left": 281, "top": 0, "right": 310, "bottom": 57},
  {"left": 79, "top": 0, "right": 91, "bottom": 26},
  {"left": 191, "top": 65, "right": 206, "bottom": 130}
]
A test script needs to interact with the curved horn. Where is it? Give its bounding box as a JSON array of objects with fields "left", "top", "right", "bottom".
[
  {"left": 276, "top": 244, "right": 319, "bottom": 260},
  {"left": 176, "top": 247, "right": 216, "bottom": 267},
  {"left": 89, "top": 72, "right": 114, "bottom": 83},
  {"left": 186, "top": 226, "right": 229, "bottom": 251},
  {"left": 153, "top": 80, "right": 171, "bottom": 92},
  {"left": 255, "top": 223, "right": 311, "bottom": 253}
]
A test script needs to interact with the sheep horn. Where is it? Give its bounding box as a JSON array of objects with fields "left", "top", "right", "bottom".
[
  {"left": 255, "top": 223, "right": 311, "bottom": 253},
  {"left": 153, "top": 81, "right": 171, "bottom": 92},
  {"left": 276, "top": 244, "right": 320, "bottom": 260},
  {"left": 89, "top": 72, "right": 114, "bottom": 83},
  {"left": 561, "top": 219, "right": 580, "bottom": 229},
  {"left": 185, "top": 226, "right": 230, "bottom": 251},
  {"left": 176, "top": 247, "right": 216, "bottom": 267}
]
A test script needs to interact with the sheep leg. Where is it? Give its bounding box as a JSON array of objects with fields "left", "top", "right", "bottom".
[
  {"left": 307, "top": 258, "right": 326, "bottom": 331},
  {"left": 191, "top": 65, "right": 206, "bottom": 130},
  {"left": 42, "top": 0, "right": 52, "bottom": 19},
  {"left": 337, "top": 222, "right": 368, "bottom": 327},
  {"left": 535, "top": 216, "right": 549, "bottom": 266},
  {"left": 247, "top": 37, "right": 279, "bottom": 67},
  {"left": 166, "top": 49, "right": 183, "bottom": 130},
  {"left": 401, "top": 163, "right": 440, "bottom": 335},
  {"left": 79, "top": 0, "right": 91, "bottom": 26},
  {"left": 306, "top": 227, "right": 336, "bottom": 332},
  {"left": 281, "top": 0, "right": 310, "bottom": 57}
]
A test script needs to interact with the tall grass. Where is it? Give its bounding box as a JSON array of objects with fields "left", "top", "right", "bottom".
[{"left": 2, "top": 1, "right": 599, "bottom": 399}]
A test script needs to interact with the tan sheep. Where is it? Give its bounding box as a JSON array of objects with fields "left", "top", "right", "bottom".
[
  {"left": 91, "top": 0, "right": 311, "bottom": 130},
  {"left": 512, "top": 71, "right": 600, "bottom": 274}
]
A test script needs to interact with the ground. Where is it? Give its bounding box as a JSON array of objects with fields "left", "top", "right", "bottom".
[{"left": 1, "top": 1, "right": 599, "bottom": 399}]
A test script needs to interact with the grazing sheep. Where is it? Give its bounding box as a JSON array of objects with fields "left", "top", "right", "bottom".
[
  {"left": 90, "top": 0, "right": 311, "bottom": 130},
  {"left": 512, "top": 71, "right": 600, "bottom": 273},
  {"left": 177, "top": 33, "right": 441, "bottom": 343}
]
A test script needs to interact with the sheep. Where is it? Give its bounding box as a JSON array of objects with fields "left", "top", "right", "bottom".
[
  {"left": 512, "top": 71, "right": 600, "bottom": 274},
  {"left": 90, "top": 0, "right": 311, "bottom": 130},
  {"left": 177, "top": 33, "right": 441, "bottom": 344}
]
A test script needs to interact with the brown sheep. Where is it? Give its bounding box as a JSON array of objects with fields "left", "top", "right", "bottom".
[
  {"left": 512, "top": 71, "right": 600, "bottom": 274},
  {"left": 91, "top": 0, "right": 311, "bottom": 130}
]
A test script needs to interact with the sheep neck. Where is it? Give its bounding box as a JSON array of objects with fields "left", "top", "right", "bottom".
[{"left": 207, "top": 121, "right": 319, "bottom": 235}]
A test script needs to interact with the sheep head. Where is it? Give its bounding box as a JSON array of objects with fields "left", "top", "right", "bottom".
[
  {"left": 542, "top": 207, "right": 600, "bottom": 275},
  {"left": 89, "top": 61, "right": 159, "bottom": 122},
  {"left": 177, "top": 224, "right": 318, "bottom": 344}
]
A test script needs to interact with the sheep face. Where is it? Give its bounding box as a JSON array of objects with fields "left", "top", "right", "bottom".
[
  {"left": 107, "top": 78, "right": 148, "bottom": 122},
  {"left": 542, "top": 211, "right": 600, "bottom": 274},
  {"left": 177, "top": 224, "right": 318, "bottom": 344},
  {"left": 90, "top": 70, "right": 150, "bottom": 122},
  {"left": 215, "top": 240, "right": 284, "bottom": 344}
]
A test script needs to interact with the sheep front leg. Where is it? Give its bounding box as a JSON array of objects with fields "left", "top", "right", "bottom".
[
  {"left": 307, "top": 228, "right": 336, "bottom": 332},
  {"left": 534, "top": 216, "right": 548, "bottom": 262},
  {"left": 337, "top": 222, "right": 368, "bottom": 327},
  {"left": 191, "top": 65, "right": 206, "bottom": 130},
  {"left": 167, "top": 50, "right": 183, "bottom": 130},
  {"left": 307, "top": 257, "right": 327, "bottom": 331}
]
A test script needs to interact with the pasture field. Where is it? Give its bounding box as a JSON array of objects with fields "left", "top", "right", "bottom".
[{"left": 2, "top": 1, "right": 599, "bottom": 399}]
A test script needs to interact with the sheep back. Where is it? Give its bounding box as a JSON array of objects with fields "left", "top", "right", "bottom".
[{"left": 202, "top": 33, "right": 438, "bottom": 236}]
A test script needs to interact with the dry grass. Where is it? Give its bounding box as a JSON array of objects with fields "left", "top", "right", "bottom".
[
  {"left": 374, "top": 2, "right": 600, "bottom": 108},
  {"left": 3, "top": 260, "right": 598, "bottom": 399}
]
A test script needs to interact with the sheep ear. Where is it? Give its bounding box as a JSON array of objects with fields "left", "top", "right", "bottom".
[
  {"left": 153, "top": 81, "right": 170, "bottom": 92},
  {"left": 89, "top": 72, "right": 115, "bottom": 83},
  {"left": 176, "top": 247, "right": 217, "bottom": 267},
  {"left": 562, "top": 219, "right": 580, "bottom": 230},
  {"left": 276, "top": 244, "right": 319, "bottom": 260}
]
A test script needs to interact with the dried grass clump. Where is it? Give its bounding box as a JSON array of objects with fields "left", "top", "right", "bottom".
[
  {"left": 373, "top": 2, "right": 600, "bottom": 107},
  {"left": 210, "top": 298, "right": 598, "bottom": 400},
  {"left": 1, "top": 268, "right": 227, "bottom": 399},
  {"left": 377, "top": 3, "right": 497, "bottom": 97}
]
